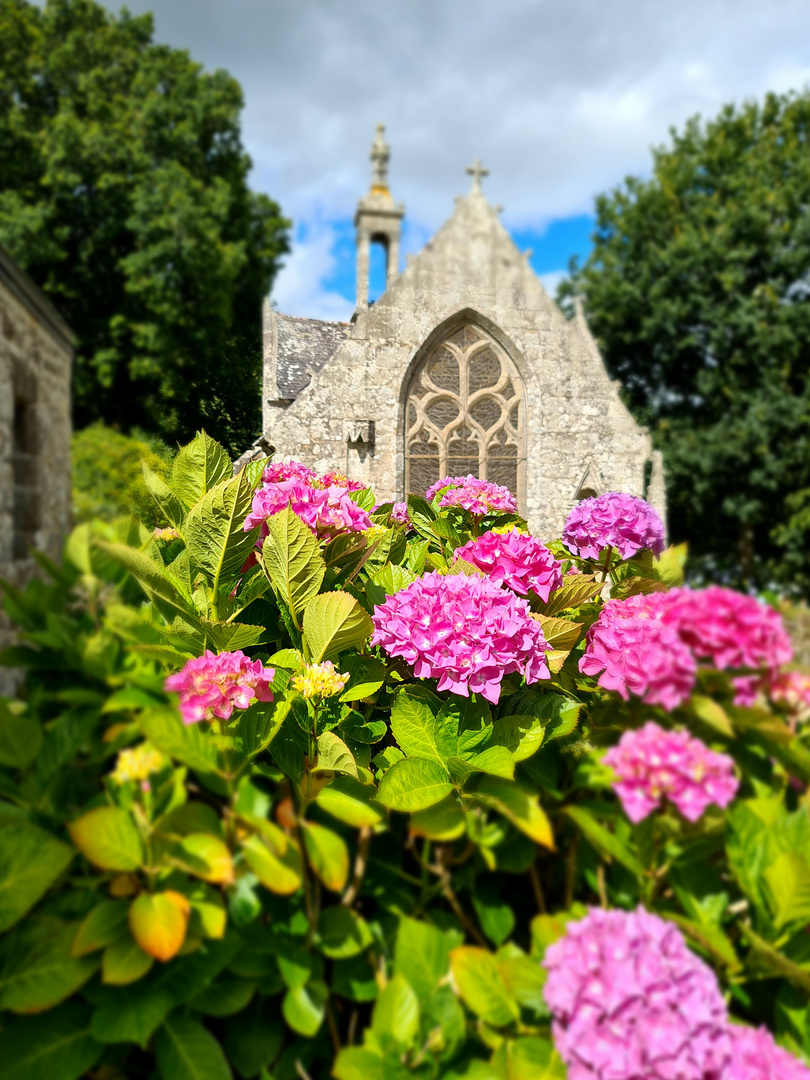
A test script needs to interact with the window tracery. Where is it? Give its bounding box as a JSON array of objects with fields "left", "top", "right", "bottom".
[{"left": 404, "top": 324, "right": 525, "bottom": 502}]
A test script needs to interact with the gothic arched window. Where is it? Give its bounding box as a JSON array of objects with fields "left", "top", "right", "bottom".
[{"left": 404, "top": 324, "right": 526, "bottom": 503}]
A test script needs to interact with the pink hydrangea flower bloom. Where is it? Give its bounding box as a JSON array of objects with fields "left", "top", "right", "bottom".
[
  {"left": 390, "top": 501, "right": 411, "bottom": 526},
  {"left": 320, "top": 471, "right": 366, "bottom": 492},
  {"left": 580, "top": 594, "right": 697, "bottom": 711},
  {"left": 453, "top": 530, "right": 563, "bottom": 602},
  {"left": 370, "top": 571, "right": 551, "bottom": 703},
  {"left": 165, "top": 650, "right": 274, "bottom": 725},
  {"left": 244, "top": 480, "right": 372, "bottom": 542},
  {"left": 770, "top": 670, "right": 810, "bottom": 715},
  {"left": 261, "top": 460, "right": 318, "bottom": 486},
  {"left": 726, "top": 1025, "right": 810, "bottom": 1080},
  {"left": 425, "top": 474, "right": 517, "bottom": 515},
  {"left": 543, "top": 907, "right": 732, "bottom": 1080},
  {"left": 665, "top": 586, "right": 793, "bottom": 673},
  {"left": 562, "top": 492, "right": 666, "bottom": 561},
  {"left": 604, "top": 722, "right": 738, "bottom": 823}
]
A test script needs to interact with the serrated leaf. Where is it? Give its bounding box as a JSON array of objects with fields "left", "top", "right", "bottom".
[
  {"left": 184, "top": 470, "right": 259, "bottom": 590},
  {"left": 451, "top": 745, "right": 515, "bottom": 780},
  {"left": 129, "top": 892, "right": 190, "bottom": 962},
  {"left": 531, "top": 614, "right": 582, "bottom": 651},
  {"left": 539, "top": 575, "right": 602, "bottom": 615},
  {"left": 303, "top": 591, "right": 373, "bottom": 662},
  {"left": 262, "top": 506, "right": 326, "bottom": 621},
  {"left": 301, "top": 821, "right": 350, "bottom": 892},
  {"left": 339, "top": 654, "right": 388, "bottom": 701},
  {"left": 394, "top": 917, "right": 451, "bottom": 1001},
  {"left": 68, "top": 806, "right": 144, "bottom": 871},
  {"left": 489, "top": 715, "right": 546, "bottom": 761},
  {"left": 449, "top": 947, "right": 519, "bottom": 1026},
  {"left": 376, "top": 757, "right": 453, "bottom": 812},
  {"left": 390, "top": 686, "right": 455, "bottom": 766},
  {"left": 0, "top": 1003, "right": 101, "bottom": 1080},
  {"left": 313, "top": 730, "right": 358, "bottom": 779},
  {"left": 472, "top": 777, "right": 554, "bottom": 849},
  {"left": 155, "top": 1013, "right": 231, "bottom": 1080},
  {"left": 371, "top": 973, "right": 420, "bottom": 1049},
  {"left": 171, "top": 431, "right": 232, "bottom": 510},
  {"left": 97, "top": 542, "right": 201, "bottom": 629},
  {"left": 410, "top": 795, "right": 466, "bottom": 841},
  {"left": 764, "top": 852, "right": 810, "bottom": 929},
  {"left": 143, "top": 463, "right": 185, "bottom": 528},
  {"left": 0, "top": 826, "right": 74, "bottom": 933}
]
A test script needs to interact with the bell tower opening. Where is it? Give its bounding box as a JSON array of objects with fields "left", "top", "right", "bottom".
[{"left": 354, "top": 124, "right": 404, "bottom": 317}]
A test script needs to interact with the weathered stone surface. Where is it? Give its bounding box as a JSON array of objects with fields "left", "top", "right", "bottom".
[
  {"left": 259, "top": 166, "right": 662, "bottom": 541},
  {"left": 0, "top": 243, "right": 73, "bottom": 695}
]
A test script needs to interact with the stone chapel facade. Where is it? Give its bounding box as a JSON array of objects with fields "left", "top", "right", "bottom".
[{"left": 256, "top": 127, "right": 664, "bottom": 537}]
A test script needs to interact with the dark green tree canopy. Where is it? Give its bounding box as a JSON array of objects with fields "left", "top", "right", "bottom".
[
  {"left": 561, "top": 91, "right": 810, "bottom": 590},
  {"left": 0, "top": 0, "right": 290, "bottom": 450}
]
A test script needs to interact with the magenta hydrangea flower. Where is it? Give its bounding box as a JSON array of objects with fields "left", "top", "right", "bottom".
[
  {"left": 543, "top": 907, "right": 732, "bottom": 1080},
  {"left": 562, "top": 492, "right": 665, "bottom": 561},
  {"left": 165, "top": 650, "right": 274, "bottom": 725},
  {"left": 453, "top": 530, "right": 563, "bottom": 602},
  {"left": 425, "top": 474, "right": 517, "bottom": 515},
  {"left": 666, "top": 586, "right": 793, "bottom": 673},
  {"left": 726, "top": 1025, "right": 810, "bottom": 1080},
  {"left": 604, "top": 721, "right": 738, "bottom": 823},
  {"left": 261, "top": 460, "right": 318, "bottom": 486},
  {"left": 245, "top": 480, "right": 372, "bottom": 542},
  {"left": 390, "top": 501, "right": 411, "bottom": 526},
  {"left": 580, "top": 594, "right": 697, "bottom": 711},
  {"left": 370, "top": 571, "right": 551, "bottom": 703}
]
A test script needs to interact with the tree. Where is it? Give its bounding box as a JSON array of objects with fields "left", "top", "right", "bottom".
[
  {"left": 0, "top": 0, "right": 289, "bottom": 452},
  {"left": 560, "top": 91, "right": 810, "bottom": 591}
]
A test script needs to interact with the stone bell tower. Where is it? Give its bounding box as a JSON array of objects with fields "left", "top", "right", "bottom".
[{"left": 353, "top": 124, "right": 405, "bottom": 317}]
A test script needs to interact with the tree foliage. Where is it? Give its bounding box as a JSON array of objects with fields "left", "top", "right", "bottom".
[
  {"left": 1, "top": 433, "right": 809, "bottom": 1077},
  {"left": 560, "top": 91, "right": 810, "bottom": 590},
  {"left": 0, "top": 0, "right": 290, "bottom": 451}
]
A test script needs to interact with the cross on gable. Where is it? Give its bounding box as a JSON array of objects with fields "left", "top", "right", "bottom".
[{"left": 466, "top": 158, "right": 489, "bottom": 191}]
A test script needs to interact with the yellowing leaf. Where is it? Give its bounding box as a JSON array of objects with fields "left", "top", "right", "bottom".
[
  {"left": 449, "top": 946, "right": 520, "bottom": 1026},
  {"left": 472, "top": 777, "right": 555, "bottom": 849},
  {"left": 242, "top": 832, "right": 303, "bottom": 895},
  {"left": 175, "top": 833, "right": 234, "bottom": 884},
  {"left": 532, "top": 614, "right": 583, "bottom": 651},
  {"left": 316, "top": 776, "right": 386, "bottom": 827},
  {"left": 128, "top": 891, "right": 190, "bottom": 962},
  {"left": 301, "top": 821, "right": 349, "bottom": 892},
  {"left": 68, "top": 806, "right": 144, "bottom": 871},
  {"left": 302, "top": 591, "right": 373, "bottom": 663}
]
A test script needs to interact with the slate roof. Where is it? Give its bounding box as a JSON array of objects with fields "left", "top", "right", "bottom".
[{"left": 275, "top": 314, "right": 352, "bottom": 399}]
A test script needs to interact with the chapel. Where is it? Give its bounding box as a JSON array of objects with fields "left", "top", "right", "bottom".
[{"left": 253, "top": 126, "right": 664, "bottom": 537}]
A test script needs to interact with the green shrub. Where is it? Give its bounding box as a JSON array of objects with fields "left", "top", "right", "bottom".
[
  {"left": 1, "top": 431, "right": 809, "bottom": 1079},
  {"left": 72, "top": 423, "right": 175, "bottom": 528}
]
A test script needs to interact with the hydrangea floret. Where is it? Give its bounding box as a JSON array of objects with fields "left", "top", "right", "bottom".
[
  {"left": 370, "top": 571, "right": 551, "bottom": 703},
  {"left": 453, "top": 530, "right": 563, "bottom": 602},
  {"left": 165, "top": 650, "right": 275, "bottom": 725},
  {"left": 292, "top": 661, "right": 350, "bottom": 701},
  {"left": 727, "top": 1025, "right": 810, "bottom": 1080},
  {"left": 604, "top": 722, "right": 738, "bottom": 823},
  {"left": 390, "top": 501, "right": 411, "bottom": 526},
  {"left": 579, "top": 594, "right": 697, "bottom": 710},
  {"left": 111, "top": 743, "right": 167, "bottom": 788},
  {"left": 770, "top": 670, "right": 810, "bottom": 718},
  {"left": 245, "top": 481, "right": 372, "bottom": 542},
  {"left": 562, "top": 492, "right": 666, "bottom": 561},
  {"left": 543, "top": 907, "right": 732, "bottom": 1080},
  {"left": 261, "top": 461, "right": 318, "bottom": 486},
  {"left": 425, "top": 474, "right": 517, "bottom": 516}
]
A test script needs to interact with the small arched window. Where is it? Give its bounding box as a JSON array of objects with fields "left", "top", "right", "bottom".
[{"left": 404, "top": 323, "right": 526, "bottom": 503}]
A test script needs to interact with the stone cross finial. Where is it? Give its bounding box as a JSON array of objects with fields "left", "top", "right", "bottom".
[
  {"left": 466, "top": 158, "right": 489, "bottom": 191},
  {"left": 370, "top": 123, "right": 389, "bottom": 189}
]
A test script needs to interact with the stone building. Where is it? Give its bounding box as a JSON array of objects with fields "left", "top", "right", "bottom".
[
  {"left": 0, "top": 243, "right": 73, "bottom": 692},
  {"left": 256, "top": 126, "right": 664, "bottom": 536}
]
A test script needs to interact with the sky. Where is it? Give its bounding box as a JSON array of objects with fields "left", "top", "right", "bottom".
[{"left": 94, "top": 0, "right": 810, "bottom": 320}]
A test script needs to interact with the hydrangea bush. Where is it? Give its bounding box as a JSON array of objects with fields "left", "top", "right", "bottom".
[{"left": 1, "top": 431, "right": 809, "bottom": 1080}]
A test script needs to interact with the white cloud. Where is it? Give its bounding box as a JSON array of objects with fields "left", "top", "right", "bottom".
[
  {"left": 271, "top": 222, "right": 354, "bottom": 322},
  {"left": 538, "top": 271, "right": 566, "bottom": 297},
  {"left": 93, "top": 0, "right": 810, "bottom": 313}
]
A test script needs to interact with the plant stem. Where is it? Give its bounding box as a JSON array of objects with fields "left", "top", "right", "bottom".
[
  {"left": 342, "top": 826, "right": 372, "bottom": 907},
  {"left": 529, "top": 863, "right": 547, "bottom": 914},
  {"left": 600, "top": 546, "right": 613, "bottom": 582}
]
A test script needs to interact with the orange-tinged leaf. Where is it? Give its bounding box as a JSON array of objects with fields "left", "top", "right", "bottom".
[
  {"left": 174, "top": 833, "right": 234, "bottom": 884},
  {"left": 68, "top": 806, "right": 144, "bottom": 871},
  {"left": 128, "top": 891, "right": 190, "bottom": 962}
]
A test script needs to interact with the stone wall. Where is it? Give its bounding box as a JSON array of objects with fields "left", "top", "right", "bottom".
[
  {"left": 0, "top": 245, "right": 73, "bottom": 695},
  {"left": 263, "top": 189, "right": 655, "bottom": 540}
]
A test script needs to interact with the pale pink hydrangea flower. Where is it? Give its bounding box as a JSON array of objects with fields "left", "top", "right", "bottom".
[
  {"left": 390, "top": 502, "right": 411, "bottom": 526},
  {"left": 261, "top": 460, "right": 318, "bottom": 486},
  {"left": 453, "top": 530, "right": 563, "bottom": 602},
  {"left": 165, "top": 650, "right": 274, "bottom": 725},
  {"left": 244, "top": 481, "right": 371, "bottom": 542},
  {"left": 543, "top": 907, "right": 732, "bottom": 1080},
  {"left": 579, "top": 594, "right": 697, "bottom": 711},
  {"left": 665, "top": 586, "right": 793, "bottom": 673},
  {"left": 562, "top": 492, "right": 666, "bottom": 561},
  {"left": 726, "top": 1025, "right": 810, "bottom": 1080},
  {"left": 770, "top": 670, "right": 810, "bottom": 717},
  {"left": 604, "top": 721, "right": 738, "bottom": 823},
  {"left": 370, "top": 571, "right": 551, "bottom": 703},
  {"left": 321, "top": 471, "right": 366, "bottom": 492},
  {"left": 425, "top": 474, "right": 517, "bottom": 515}
]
